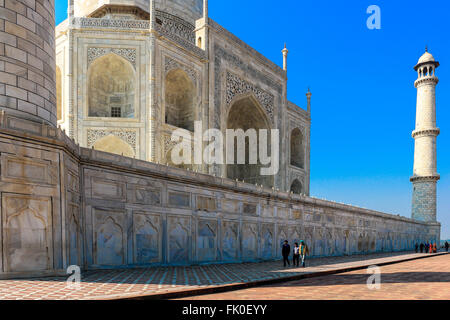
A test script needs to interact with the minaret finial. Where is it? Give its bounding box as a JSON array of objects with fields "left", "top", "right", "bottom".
[
  {"left": 282, "top": 43, "right": 289, "bottom": 71},
  {"left": 425, "top": 45, "right": 428, "bottom": 52}
]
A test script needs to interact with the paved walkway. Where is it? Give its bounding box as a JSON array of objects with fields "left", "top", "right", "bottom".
[
  {"left": 0, "top": 251, "right": 445, "bottom": 300},
  {"left": 182, "top": 253, "right": 450, "bottom": 300}
]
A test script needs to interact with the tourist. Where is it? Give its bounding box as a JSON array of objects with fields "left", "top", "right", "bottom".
[
  {"left": 433, "top": 243, "right": 437, "bottom": 253},
  {"left": 415, "top": 243, "right": 418, "bottom": 253},
  {"left": 282, "top": 240, "right": 291, "bottom": 267},
  {"left": 425, "top": 242, "right": 429, "bottom": 253},
  {"left": 300, "top": 240, "right": 309, "bottom": 268},
  {"left": 429, "top": 242, "right": 433, "bottom": 253},
  {"left": 293, "top": 242, "right": 300, "bottom": 267},
  {"left": 419, "top": 242, "right": 424, "bottom": 253},
  {"left": 445, "top": 241, "right": 449, "bottom": 252}
]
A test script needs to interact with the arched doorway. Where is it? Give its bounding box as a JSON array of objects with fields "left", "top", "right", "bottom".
[
  {"left": 226, "top": 96, "right": 273, "bottom": 188},
  {"left": 88, "top": 53, "right": 135, "bottom": 118},
  {"left": 290, "top": 179, "right": 303, "bottom": 194},
  {"left": 165, "top": 69, "right": 195, "bottom": 132},
  {"left": 290, "top": 128, "right": 304, "bottom": 168}
]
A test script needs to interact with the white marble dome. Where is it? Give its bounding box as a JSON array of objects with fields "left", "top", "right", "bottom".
[{"left": 418, "top": 51, "right": 435, "bottom": 64}]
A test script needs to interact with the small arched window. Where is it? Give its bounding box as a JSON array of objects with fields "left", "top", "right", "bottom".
[
  {"left": 290, "top": 179, "right": 303, "bottom": 195},
  {"left": 197, "top": 37, "right": 202, "bottom": 48},
  {"left": 290, "top": 128, "right": 305, "bottom": 169},
  {"left": 165, "top": 69, "right": 195, "bottom": 131}
]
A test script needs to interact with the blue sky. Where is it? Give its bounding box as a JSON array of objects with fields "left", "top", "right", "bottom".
[{"left": 55, "top": 1, "right": 450, "bottom": 239}]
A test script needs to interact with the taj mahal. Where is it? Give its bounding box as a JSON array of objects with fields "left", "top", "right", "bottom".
[{"left": 0, "top": 0, "right": 441, "bottom": 278}]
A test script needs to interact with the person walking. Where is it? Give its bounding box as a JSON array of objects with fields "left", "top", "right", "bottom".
[
  {"left": 445, "top": 241, "right": 449, "bottom": 252},
  {"left": 429, "top": 242, "right": 433, "bottom": 253},
  {"left": 293, "top": 242, "right": 300, "bottom": 267},
  {"left": 282, "top": 240, "right": 291, "bottom": 267},
  {"left": 415, "top": 243, "right": 418, "bottom": 253},
  {"left": 419, "top": 242, "right": 424, "bottom": 253},
  {"left": 299, "top": 240, "right": 309, "bottom": 268},
  {"left": 425, "top": 242, "right": 429, "bottom": 254},
  {"left": 433, "top": 243, "right": 437, "bottom": 253}
]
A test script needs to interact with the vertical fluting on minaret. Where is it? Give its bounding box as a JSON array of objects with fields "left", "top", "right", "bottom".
[{"left": 411, "top": 49, "right": 440, "bottom": 222}]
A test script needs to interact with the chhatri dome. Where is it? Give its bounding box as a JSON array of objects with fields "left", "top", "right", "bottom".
[
  {"left": 418, "top": 51, "right": 435, "bottom": 64},
  {"left": 414, "top": 48, "right": 439, "bottom": 70}
]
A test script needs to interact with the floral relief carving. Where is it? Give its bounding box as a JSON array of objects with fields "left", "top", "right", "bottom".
[
  {"left": 226, "top": 72, "right": 274, "bottom": 123},
  {"left": 164, "top": 57, "right": 197, "bottom": 84},
  {"left": 88, "top": 47, "right": 137, "bottom": 68},
  {"left": 87, "top": 129, "right": 137, "bottom": 152}
]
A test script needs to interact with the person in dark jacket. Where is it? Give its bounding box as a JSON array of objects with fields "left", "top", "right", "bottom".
[
  {"left": 419, "top": 243, "right": 424, "bottom": 253},
  {"left": 415, "top": 243, "right": 419, "bottom": 253},
  {"left": 282, "top": 240, "right": 291, "bottom": 267},
  {"left": 425, "top": 242, "right": 430, "bottom": 253},
  {"left": 445, "top": 241, "right": 449, "bottom": 252}
]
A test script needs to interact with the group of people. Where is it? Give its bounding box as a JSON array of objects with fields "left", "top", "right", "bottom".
[
  {"left": 415, "top": 241, "right": 446, "bottom": 253},
  {"left": 281, "top": 240, "right": 309, "bottom": 268}
]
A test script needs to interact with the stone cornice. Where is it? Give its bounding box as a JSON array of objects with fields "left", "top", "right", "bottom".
[{"left": 412, "top": 128, "right": 440, "bottom": 138}]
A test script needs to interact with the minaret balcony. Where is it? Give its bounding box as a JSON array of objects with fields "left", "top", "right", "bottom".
[
  {"left": 410, "top": 174, "right": 440, "bottom": 183},
  {"left": 414, "top": 75, "right": 439, "bottom": 87},
  {"left": 411, "top": 128, "right": 440, "bottom": 138}
]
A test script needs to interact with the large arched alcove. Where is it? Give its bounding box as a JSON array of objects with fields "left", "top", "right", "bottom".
[
  {"left": 93, "top": 135, "right": 135, "bottom": 158},
  {"left": 226, "top": 96, "right": 274, "bottom": 188},
  {"left": 165, "top": 69, "right": 195, "bottom": 132},
  {"left": 290, "top": 179, "right": 303, "bottom": 194},
  {"left": 290, "top": 128, "right": 304, "bottom": 168},
  {"left": 56, "top": 66, "right": 62, "bottom": 121},
  {"left": 88, "top": 53, "right": 135, "bottom": 118}
]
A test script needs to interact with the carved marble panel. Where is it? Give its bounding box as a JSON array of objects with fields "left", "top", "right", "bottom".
[
  {"left": 93, "top": 209, "right": 126, "bottom": 266},
  {"left": 241, "top": 223, "right": 257, "bottom": 260},
  {"left": 243, "top": 203, "right": 257, "bottom": 216},
  {"left": 67, "top": 203, "right": 81, "bottom": 266},
  {"left": 261, "top": 224, "right": 274, "bottom": 259},
  {"left": 130, "top": 186, "right": 161, "bottom": 206},
  {"left": 221, "top": 220, "right": 238, "bottom": 261},
  {"left": 222, "top": 199, "right": 239, "bottom": 214},
  {"left": 133, "top": 213, "right": 161, "bottom": 264},
  {"left": 168, "top": 191, "right": 191, "bottom": 208},
  {"left": 2, "top": 194, "right": 53, "bottom": 272},
  {"left": 196, "top": 196, "right": 217, "bottom": 212},
  {"left": 91, "top": 178, "right": 126, "bottom": 201},
  {"left": 168, "top": 216, "right": 190, "bottom": 263},
  {"left": 1, "top": 155, "right": 57, "bottom": 186},
  {"left": 197, "top": 220, "right": 217, "bottom": 262}
]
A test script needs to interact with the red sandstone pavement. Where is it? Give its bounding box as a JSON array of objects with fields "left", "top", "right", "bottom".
[
  {"left": 0, "top": 251, "right": 446, "bottom": 300},
  {"left": 180, "top": 253, "right": 450, "bottom": 300}
]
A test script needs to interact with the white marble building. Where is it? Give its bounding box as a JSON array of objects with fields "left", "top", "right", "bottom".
[
  {"left": 0, "top": 0, "right": 440, "bottom": 278},
  {"left": 55, "top": 0, "right": 311, "bottom": 195}
]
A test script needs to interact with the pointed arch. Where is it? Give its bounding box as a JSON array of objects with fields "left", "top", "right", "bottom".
[
  {"left": 290, "top": 127, "right": 305, "bottom": 168},
  {"left": 165, "top": 68, "right": 196, "bottom": 131},
  {"left": 88, "top": 53, "right": 136, "bottom": 118},
  {"left": 226, "top": 94, "right": 274, "bottom": 188},
  {"left": 93, "top": 134, "right": 135, "bottom": 158},
  {"left": 290, "top": 179, "right": 303, "bottom": 194}
]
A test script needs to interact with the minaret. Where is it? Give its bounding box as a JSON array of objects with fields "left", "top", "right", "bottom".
[
  {"left": 411, "top": 48, "right": 440, "bottom": 222},
  {"left": 282, "top": 44, "right": 289, "bottom": 71}
]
